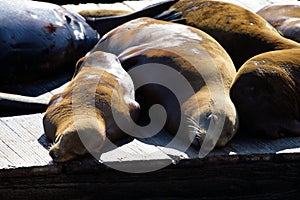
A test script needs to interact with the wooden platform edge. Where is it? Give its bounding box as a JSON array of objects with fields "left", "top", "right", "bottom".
[{"left": 1, "top": 154, "right": 300, "bottom": 199}]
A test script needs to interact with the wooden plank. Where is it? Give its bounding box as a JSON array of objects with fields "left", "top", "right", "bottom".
[
  {"left": 0, "top": 114, "right": 45, "bottom": 142},
  {"left": 1, "top": 157, "right": 300, "bottom": 199},
  {"left": 137, "top": 129, "right": 198, "bottom": 161},
  {"left": 100, "top": 138, "right": 173, "bottom": 173},
  {"left": 0, "top": 114, "right": 52, "bottom": 168},
  {"left": 227, "top": 136, "right": 300, "bottom": 156},
  {"left": 0, "top": 139, "right": 26, "bottom": 168}
]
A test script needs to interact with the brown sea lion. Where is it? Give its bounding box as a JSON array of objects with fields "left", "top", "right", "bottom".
[
  {"left": 257, "top": 3, "right": 300, "bottom": 43},
  {"left": 168, "top": 0, "right": 300, "bottom": 69},
  {"left": 43, "top": 51, "right": 140, "bottom": 162},
  {"left": 92, "top": 17, "right": 238, "bottom": 152},
  {"left": 230, "top": 48, "right": 300, "bottom": 138}
]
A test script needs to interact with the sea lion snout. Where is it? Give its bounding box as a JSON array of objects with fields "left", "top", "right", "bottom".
[
  {"left": 49, "top": 148, "right": 59, "bottom": 160},
  {"left": 48, "top": 118, "right": 106, "bottom": 162},
  {"left": 187, "top": 105, "right": 238, "bottom": 149},
  {"left": 182, "top": 85, "right": 238, "bottom": 149}
]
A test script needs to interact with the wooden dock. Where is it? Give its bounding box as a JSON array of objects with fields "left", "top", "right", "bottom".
[{"left": 1, "top": 0, "right": 300, "bottom": 199}]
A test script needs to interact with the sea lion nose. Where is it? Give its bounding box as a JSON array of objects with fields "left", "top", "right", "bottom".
[{"left": 49, "top": 150, "right": 59, "bottom": 160}]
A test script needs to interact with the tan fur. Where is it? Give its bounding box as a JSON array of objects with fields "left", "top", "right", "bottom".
[
  {"left": 170, "top": 0, "right": 300, "bottom": 69},
  {"left": 93, "top": 17, "right": 238, "bottom": 149},
  {"left": 230, "top": 49, "right": 300, "bottom": 138},
  {"left": 43, "top": 52, "right": 139, "bottom": 162}
]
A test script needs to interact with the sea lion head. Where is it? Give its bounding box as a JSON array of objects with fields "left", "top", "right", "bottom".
[
  {"left": 43, "top": 51, "right": 139, "bottom": 162},
  {"left": 43, "top": 86, "right": 108, "bottom": 163},
  {"left": 46, "top": 116, "right": 106, "bottom": 163},
  {"left": 183, "top": 85, "right": 238, "bottom": 149}
]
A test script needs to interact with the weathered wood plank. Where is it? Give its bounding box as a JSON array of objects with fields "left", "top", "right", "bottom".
[
  {"left": 1, "top": 157, "right": 300, "bottom": 199},
  {"left": 0, "top": 114, "right": 53, "bottom": 169},
  {"left": 99, "top": 138, "right": 173, "bottom": 173}
]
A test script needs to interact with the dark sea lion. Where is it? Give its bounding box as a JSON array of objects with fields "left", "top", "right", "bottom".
[
  {"left": 0, "top": 0, "right": 99, "bottom": 84},
  {"left": 257, "top": 3, "right": 300, "bottom": 43},
  {"left": 43, "top": 51, "right": 140, "bottom": 162},
  {"left": 92, "top": 17, "right": 238, "bottom": 152},
  {"left": 230, "top": 49, "right": 300, "bottom": 138},
  {"left": 168, "top": 0, "right": 300, "bottom": 69}
]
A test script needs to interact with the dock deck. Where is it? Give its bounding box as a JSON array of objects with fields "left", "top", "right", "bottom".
[{"left": 1, "top": 0, "right": 300, "bottom": 199}]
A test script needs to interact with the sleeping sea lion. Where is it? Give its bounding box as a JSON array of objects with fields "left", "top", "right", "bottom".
[
  {"left": 43, "top": 51, "right": 140, "bottom": 162},
  {"left": 230, "top": 48, "right": 300, "bottom": 138},
  {"left": 92, "top": 17, "right": 238, "bottom": 153},
  {"left": 0, "top": 0, "right": 183, "bottom": 84},
  {"left": 168, "top": 0, "right": 300, "bottom": 69},
  {"left": 0, "top": 0, "right": 99, "bottom": 84},
  {"left": 257, "top": 3, "right": 300, "bottom": 43}
]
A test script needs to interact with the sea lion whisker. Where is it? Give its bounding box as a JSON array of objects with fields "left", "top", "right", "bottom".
[{"left": 186, "top": 116, "right": 207, "bottom": 135}]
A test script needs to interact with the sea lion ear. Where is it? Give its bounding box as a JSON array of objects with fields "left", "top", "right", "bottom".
[{"left": 73, "top": 57, "right": 86, "bottom": 78}]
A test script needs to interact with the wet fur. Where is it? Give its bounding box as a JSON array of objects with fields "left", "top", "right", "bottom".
[
  {"left": 170, "top": 0, "right": 300, "bottom": 69},
  {"left": 43, "top": 52, "right": 140, "bottom": 162},
  {"left": 257, "top": 3, "right": 300, "bottom": 43},
  {"left": 92, "top": 17, "right": 238, "bottom": 149}
]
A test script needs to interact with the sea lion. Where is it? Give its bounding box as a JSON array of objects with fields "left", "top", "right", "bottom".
[
  {"left": 167, "top": 0, "right": 300, "bottom": 69},
  {"left": 257, "top": 3, "right": 300, "bottom": 43},
  {"left": 0, "top": 0, "right": 99, "bottom": 84},
  {"left": 230, "top": 48, "right": 300, "bottom": 138},
  {"left": 92, "top": 17, "right": 238, "bottom": 152},
  {"left": 43, "top": 51, "right": 140, "bottom": 162}
]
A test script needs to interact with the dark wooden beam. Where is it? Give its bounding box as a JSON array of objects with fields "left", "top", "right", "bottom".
[{"left": 1, "top": 155, "right": 300, "bottom": 199}]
